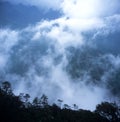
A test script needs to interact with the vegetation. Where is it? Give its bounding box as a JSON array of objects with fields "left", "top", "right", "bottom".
[{"left": 0, "top": 81, "right": 120, "bottom": 122}]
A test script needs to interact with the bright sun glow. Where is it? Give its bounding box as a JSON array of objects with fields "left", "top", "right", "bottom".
[{"left": 62, "top": 0, "right": 100, "bottom": 19}]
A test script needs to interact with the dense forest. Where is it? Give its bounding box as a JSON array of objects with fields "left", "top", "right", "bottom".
[{"left": 0, "top": 81, "right": 120, "bottom": 122}]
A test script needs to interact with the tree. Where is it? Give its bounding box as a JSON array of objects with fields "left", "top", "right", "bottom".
[
  {"left": 24, "top": 94, "right": 30, "bottom": 103},
  {"left": 40, "top": 94, "right": 48, "bottom": 107},
  {"left": 95, "top": 102, "right": 120, "bottom": 122},
  {"left": 73, "top": 104, "right": 78, "bottom": 110},
  {"left": 57, "top": 99, "right": 63, "bottom": 109},
  {"left": 19, "top": 93, "right": 31, "bottom": 107},
  {"left": 19, "top": 93, "right": 24, "bottom": 101},
  {"left": 24, "top": 94, "right": 31, "bottom": 107},
  {"left": 33, "top": 97, "right": 40, "bottom": 107},
  {"left": 1, "top": 81, "right": 12, "bottom": 95},
  {"left": 63, "top": 104, "right": 70, "bottom": 109}
]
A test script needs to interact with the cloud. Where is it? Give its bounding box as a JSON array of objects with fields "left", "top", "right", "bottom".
[
  {"left": 0, "top": 29, "right": 19, "bottom": 68},
  {"left": 3, "top": 0, "right": 120, "bottom": 16},
  {"left": 0, "top": 13, "right": 120, "bottom": 110},
  {"left": 0, "top": 0, "right": 120, "bottom": 110},
  {"left": 61, "top": 0, "right": 120, "bottom": 19}
]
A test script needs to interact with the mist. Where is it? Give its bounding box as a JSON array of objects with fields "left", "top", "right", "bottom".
[{"left": 0, "top": 0, "right": 120, "bottom": 110}]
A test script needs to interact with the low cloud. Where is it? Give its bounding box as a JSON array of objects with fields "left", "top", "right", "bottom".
[{"left": 0, "top": 0, "right": 120, "bottom": 110}]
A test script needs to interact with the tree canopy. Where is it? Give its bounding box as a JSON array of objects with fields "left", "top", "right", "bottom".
[{"left": 0, "top": 81, "right": 119, "bottom": 122}]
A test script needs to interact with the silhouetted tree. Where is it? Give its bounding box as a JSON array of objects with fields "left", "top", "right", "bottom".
[
  {"left": 73, "top": 104, "right": 78, "bottom": 110},
  {"left": 1, "top": 81, "right": 12, "bottom": 95},
  {"left": 19, "top": 93, "right": 31, "bottom": 107},
  {"left": 40, "top": 94, "right": 48, "bottom": 107},
  {"left": 63, "top": 104, "right": 70, "bottom": 109},
  {"left": 57, "top": 99, "right": 63, "bottom": 108},
  {"left": 24, "top": 94, "right": 30, "bottom": 102},
  {"left": 33, "top": 97, "right": 40, "bottom": 107},
  {"left": 0, "top": 81, "right": 114, "bottom": 122},
  {"left": 95, "top": 102, "right": 120, "bottom": 122}
]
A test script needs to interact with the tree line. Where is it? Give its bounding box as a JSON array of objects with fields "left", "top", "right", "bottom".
[{"left": 0, "top": 81, "right": 120, "bottom": 122}]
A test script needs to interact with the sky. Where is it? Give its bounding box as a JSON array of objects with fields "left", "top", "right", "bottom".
[
  {"left": 0, "top": 0, "right": 120, "bottom": 110},
  {"left": 2, "top": 0, "right": 63, "bottom": 10}
]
